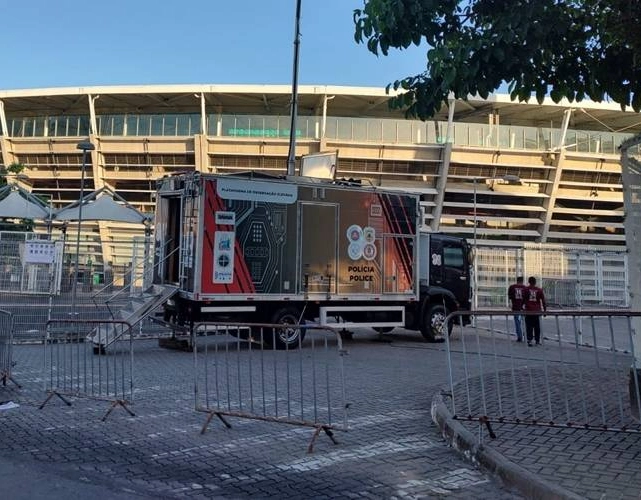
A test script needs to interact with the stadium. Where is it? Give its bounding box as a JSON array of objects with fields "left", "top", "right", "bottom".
[{"left": 0, "top": 84, "right": 639, "bottom": 306}]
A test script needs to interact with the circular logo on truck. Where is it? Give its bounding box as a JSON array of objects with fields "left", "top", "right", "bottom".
[
  {"left": 363, "top": 226, "right": 376, "bottom": 243},
  {"left": 346, "top": 224, "right": 363, "bottom": 243},
  {"left": 348, "top": 241, "right": 363, "bottom": 260},
  {"left": 362, "top": 243, "right": 377, "bottom": 261}
]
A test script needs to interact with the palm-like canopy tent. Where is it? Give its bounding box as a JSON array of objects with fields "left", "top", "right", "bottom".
[
  {"left": 54, "top": 186, "right": 149, "bottom": 224},
  {"left": 0, "top": 184, "right": 51, "bottom": 220},
  {"left": 0, "top": 184, "right": 150, "bottom": 227}
]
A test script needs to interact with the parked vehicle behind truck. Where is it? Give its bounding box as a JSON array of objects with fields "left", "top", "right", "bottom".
[{"left": 153, "top": 172, "right": 471, "bottom": 348}]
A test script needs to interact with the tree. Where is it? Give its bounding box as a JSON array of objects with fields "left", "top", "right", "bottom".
[
  {"left": 0, "top": 162, "right": 25, "bottom": 186},
  {"left": 354, "top": 0, "right": 641, "bottom": 120}
]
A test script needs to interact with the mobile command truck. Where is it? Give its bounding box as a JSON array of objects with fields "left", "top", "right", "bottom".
[{"left": 153, "top": 172, "right": 471, "bottom": 348}]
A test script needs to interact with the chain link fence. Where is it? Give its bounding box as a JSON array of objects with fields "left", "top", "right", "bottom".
[{"left": 0, "top": 232, "right": 156, "bottom": 342}]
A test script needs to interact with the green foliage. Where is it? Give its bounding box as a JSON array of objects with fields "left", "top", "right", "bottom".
[
  {"left": 0, "top": 162, "right": 26, "bottom": 186},
  {"left": 354, "top": 0, "right": 641, "bottom": 119}
]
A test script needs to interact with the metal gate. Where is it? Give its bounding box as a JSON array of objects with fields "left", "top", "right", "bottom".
[
  {"left": 0, "top": 233, "right": 63, "bottom": 295},
  {"left": 192, "top": 322, "right": 349, "bottom": 452},
  {"left": 442, "top": 310, "right": 641, "bottom": 435},
  {"left": 40, "top": 319, "right": 135, "bottom": 420},
  {"left": 474, "top": 246, "right": 628, "bottom": 308}
]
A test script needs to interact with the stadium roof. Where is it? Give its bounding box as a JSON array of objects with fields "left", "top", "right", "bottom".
[{"left": 0, "top": 84, "right": 639, "bottom": 133}]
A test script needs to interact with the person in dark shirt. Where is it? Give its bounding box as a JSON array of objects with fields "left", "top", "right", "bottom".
[
  {"left": 507, "top": 276, "right": 527, "bottom": 342},
  {"left": 523, "top": 276, "right": 547, "bottom": 346}
]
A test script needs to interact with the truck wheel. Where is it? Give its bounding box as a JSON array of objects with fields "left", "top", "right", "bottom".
[
  {"left": 265, "top": 307, "right": 305, "bottom": 349},
  {"left": 420, "top": 304, "right": 451, "bottom": 343},
  {"left": 373, "top": 327, "right": 394, "bottom": 334}
]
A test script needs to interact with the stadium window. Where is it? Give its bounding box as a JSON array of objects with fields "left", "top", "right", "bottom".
[
  {"left": 176, "top": 114, "right": 191, "bottom": 135},
  {"left": 126, "top": 116, "right": 138, "bottom": 136},
  {"left": 47, "top": 117, "right": 57, "bottom": 136},
  {"left": 336, "top": 117, "right": 352, "bottom": 141},
  {"left": 324, "top": 117, "right": 337, "bottom": 140},
  {"left": 150, "top": 115, "right": 163, "bottom": 135},
  {"left": 23, "top": 118, "right": 35, "bottom": 137},
  {"left": 78, "top": 116, "right": 90, "bottom": 136},
  {"left": 353, "top": 117, "right": 367, "bottom": 142}
]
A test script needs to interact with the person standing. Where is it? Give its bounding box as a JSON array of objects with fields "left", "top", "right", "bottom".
[
  {"left": 507, "top": 276, "right": 526, "bottom": 342},
  {"left": 524, "top": 276, "right": 547, "bottom": 346}
]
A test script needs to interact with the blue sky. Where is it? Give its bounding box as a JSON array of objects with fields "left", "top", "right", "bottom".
[{"left": 1, "top": 0, "right": 426, "bottom": 91}]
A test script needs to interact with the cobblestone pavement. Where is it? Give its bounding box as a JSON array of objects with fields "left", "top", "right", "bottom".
[
  {"left": 469, "top": 422, "right": 641, "bottom": 499},
  {"left": 428, "top": 325, "right": 641, "bottom": 500},
  {"left": 1, "top": 331, "right": 522, "bottom": 499}
]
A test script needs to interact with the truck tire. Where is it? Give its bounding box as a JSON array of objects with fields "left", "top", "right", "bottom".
[
  {"left": 373, "top": 327, "right": 395, "bottom": 334},
  {"left": 265, "top": 307, "right": 305, "bottom": 349},
  {"left": 420, "top": 304, "right": 451, "bottom": 343}
]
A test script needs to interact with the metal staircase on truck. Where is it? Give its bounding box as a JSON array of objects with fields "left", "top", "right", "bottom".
[{"left": 91, "top": 283, "right": 178, "bottom": 353}]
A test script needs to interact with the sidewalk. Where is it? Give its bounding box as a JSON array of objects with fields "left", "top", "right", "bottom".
[{"left": 432, "top": 374, "right": 641, "bottom": 500}]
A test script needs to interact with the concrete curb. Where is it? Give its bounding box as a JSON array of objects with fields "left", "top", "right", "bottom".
[{"left": 430, "top": 390, "right": 584, "bottom": 500}]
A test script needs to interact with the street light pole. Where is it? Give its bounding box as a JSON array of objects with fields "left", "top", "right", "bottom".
[
  {"left": 286, "top": 0, "right": 302, "bottom": 176},
  {"left": 70, "top": 141, "right": 95, "bottom": 314},
  {"left": 473, "top": 177, "right": 478, "bottom": 249},
  {"left": 473, "top": 177, "right": 478, "bottom": 310}
]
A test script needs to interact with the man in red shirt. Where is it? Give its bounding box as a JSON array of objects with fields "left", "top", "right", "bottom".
[
  {"left": 507, "top": 276, "right": 526, "bottom": 342},
  {"left": 523, "top": 276, "right": 547, "bottom": 346}
]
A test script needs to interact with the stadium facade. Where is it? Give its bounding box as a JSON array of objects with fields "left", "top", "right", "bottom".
[{"left": 0, "top": 84, "right": 640, "bottom": 269}]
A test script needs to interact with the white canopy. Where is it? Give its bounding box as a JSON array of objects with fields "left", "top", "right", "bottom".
[
  {"left": 54, "top": 187, "right": 149, "bottom": 224},
  {"left": 0, "top": 185, "right": 50, "bottom": 219}
]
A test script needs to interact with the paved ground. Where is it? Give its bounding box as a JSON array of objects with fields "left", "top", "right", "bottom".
[
  {"left": 429, "top": 321, "right": 641, "bottom": 500},
  {"left": 2, "top": 324, "right": 640, "bottom": 499},
  {"left": 1, "top": 331, "right": 521, "bottom": 499}
]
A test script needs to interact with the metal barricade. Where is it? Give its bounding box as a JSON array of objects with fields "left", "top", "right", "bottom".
[
  {"left": 0, "top": 309, "right": 20, "bottom": 388},
  {"left": 193, "top": 322, "right": 349, "bottom": 453},
  {"left": 40, "top": 319, "right": 135, "bottom": 420},
  {"left": 442, "top": 310, "right": 641, "bottom": 436}
]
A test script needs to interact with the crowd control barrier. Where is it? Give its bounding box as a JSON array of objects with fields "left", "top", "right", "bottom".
[
  {"left": 0, "top": 309, "right": 20, "bottom": 388},
  {"left": 442, "top": 310, "right": 641, "bottom": 437},
  {"left": 193, "top": 322, "right": 349, "bottom": 452},
  {"left": 40, "top": 319, "right": 135, "bottom": 420}
]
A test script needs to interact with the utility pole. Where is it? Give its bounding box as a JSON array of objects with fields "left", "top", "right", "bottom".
[{"left": 286, "top": 0, "right": 302, "bottom": 176}]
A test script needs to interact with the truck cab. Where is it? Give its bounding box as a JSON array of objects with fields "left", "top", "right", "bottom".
[{"left": 411, "top": 233, "right": 471, "bottom": 341}]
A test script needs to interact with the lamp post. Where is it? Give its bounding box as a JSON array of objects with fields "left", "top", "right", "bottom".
[
  {"left": 472, "top": 174, "right": 521, "bottom": 310},
  {"left": 70, "top": 141, "right": 95, "bottom": 314},
  {"left": 286, "top": 0, "right": 302, "bottom": 176}
]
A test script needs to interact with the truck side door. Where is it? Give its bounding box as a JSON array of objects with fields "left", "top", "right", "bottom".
[
  {"left": 441, "top": 241, "right": 470, "bottom": 306},
  {"left": 299, "top": 202, "right": 338, "bottom": 294}
]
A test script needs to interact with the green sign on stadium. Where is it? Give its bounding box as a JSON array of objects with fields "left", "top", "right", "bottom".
[{"left": 227, "top": 128, "right": 302, "bottom": 138}]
